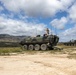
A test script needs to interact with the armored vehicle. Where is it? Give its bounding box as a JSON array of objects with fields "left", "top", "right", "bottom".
[
  {"left": 20, "top": 34, "right": 59, "bottom": 50},
  {"left": 64, "top": 40, "right": 76, "bottom": 46}
]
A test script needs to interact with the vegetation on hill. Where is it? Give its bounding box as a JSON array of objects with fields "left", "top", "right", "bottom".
[{"left": 0, "top": 34, "right": 27, "bottom": 47}]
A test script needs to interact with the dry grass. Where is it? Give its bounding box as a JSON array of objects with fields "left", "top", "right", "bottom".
[
  {"left": 67, "top": 53, "right": 76, "bottom": 59},
  {"left": 0, "top": 47, "right": 22, "bottom": 55},
  {"left": 0, "top": 45, "right": 76, "bottom": 59},
  {"left": 56, "top": 45, "right": 76, "bottom": 59}
]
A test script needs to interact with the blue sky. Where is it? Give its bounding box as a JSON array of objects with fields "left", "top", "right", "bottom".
[{"left": 0, "top": 0, "right": 76, "bottom": 42}]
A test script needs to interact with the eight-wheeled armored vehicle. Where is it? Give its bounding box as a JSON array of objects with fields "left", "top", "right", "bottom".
[{"left": 20, "top": 34, "right": 59, "bottom": 50}]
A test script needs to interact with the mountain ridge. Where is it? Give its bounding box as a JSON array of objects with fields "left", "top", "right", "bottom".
[{"left": 0, "top": 34, "right": 27, "bottom": 42}]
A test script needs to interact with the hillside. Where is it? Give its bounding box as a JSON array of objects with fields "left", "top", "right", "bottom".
[
  {"left": 0, "top": 34, "right": 27, "bottom": 47},
  {"left": 0, "top": 34, "right": 26, "bottom": 42}
]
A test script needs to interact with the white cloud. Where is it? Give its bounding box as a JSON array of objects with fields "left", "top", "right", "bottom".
[
  {"left": 50, "top": 17, "right": 68, "bottom": 29},
  {"left": 0, "top": 6, "right": 4, "bottom": 11},
  {"left": 0, "top": 0, "right": 75, "bottom": 17},
  {"left": 68, "top": 2, "right": 76, "bottom": 22},
  {"left": 0, "top": 0, "right": 76, "bottom": 42},
  {"left": 0, "top": 16, "right": 47, "bottom": 36},
  {"left": 59, "top": 24, "right": 76, "bottom": 42},
  {"left": 62, "top": 25, "right": 76, "bottom": 36},
  {"left": 60, "top": 0, "right": 75, "bottom": 10}
]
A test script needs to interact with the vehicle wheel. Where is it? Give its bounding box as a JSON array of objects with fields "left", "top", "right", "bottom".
[
  {"left": 23, "top": 45, "right": 27, "bottom": 50},
  {"left": 41, "top": 44, "right": 47, "bottom": 50},
  {"left": 28, "top": 44, "right": 34, "bottom": 50},
  {"left": 34, "top": 44, "right": 40, "bottom": 50}
]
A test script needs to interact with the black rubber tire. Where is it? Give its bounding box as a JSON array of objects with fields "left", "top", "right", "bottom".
[
  {"left": 23, "top": 45, "right": 27, "bottom": 50},
  {"left": 41, "top": 44, "right": 47, "bottom": 50},
  {"left": 34, "top": 44, "right": 40, "bottom": 51},
  {"left": 28, "top": 44, "right": 34, "bottom": 50}
]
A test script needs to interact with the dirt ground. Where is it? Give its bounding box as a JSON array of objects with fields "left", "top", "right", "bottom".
[{"left": 0, "top": 50, "right": 76, "bottom": 75}]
